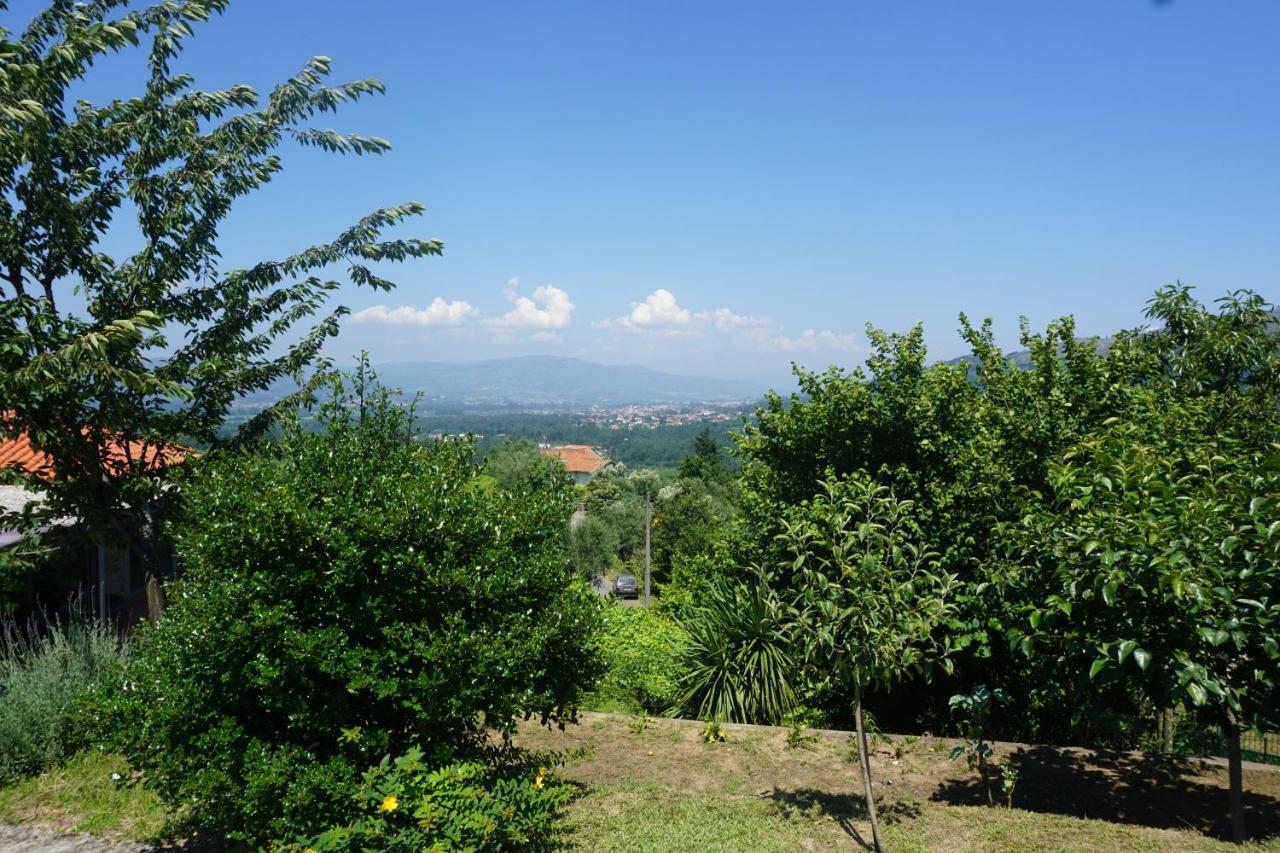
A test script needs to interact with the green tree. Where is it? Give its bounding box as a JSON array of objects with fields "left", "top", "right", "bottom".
[
  {"left": 783, "top": 474, "right": 957, "bottom": 851},
  {"left": 0, "top": 1, "right": 439, "bottom": 576},
  {"left": 677, "top": 426, "right": 728, "bottom": 483},
  {"left": 483, "top": 439, "right": 560, "bottom": 492},
  {"left": 103, "top": 368, "right": 602, "bottom": 843},
  {"left": 651, "top": 478, "right": 724, "bottom": 586},
  {"left": 567, "top": 514, "right": 619, "bottom": 579},
  {"left": 734, "top": 286, "right": 1278, "bottom": 747},
  {"left": 1014, "top": 414, "right": 1279, "bottom": 844}
]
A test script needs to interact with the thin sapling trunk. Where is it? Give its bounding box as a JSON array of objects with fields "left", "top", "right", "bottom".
[
  {"left": 854, "top": 683, "right": 884, "bottom": 852},
  {"left": 1222, "top": 705, "right": 1246, "bottom": 844}
]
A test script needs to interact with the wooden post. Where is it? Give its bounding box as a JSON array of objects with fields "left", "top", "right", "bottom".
[
  {"left": 96, "top": 543, "right": 107, "bottom": 624},
  {"left": 145, "top": 574, "right": 166, "bottom": 625}
]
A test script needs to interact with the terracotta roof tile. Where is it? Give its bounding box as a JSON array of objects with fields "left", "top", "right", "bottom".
[
  {"left": 540, "top": 444, "right": 610, "bottom": 475},
  {"left": 0, "top": 418, "right": 192, "bottom": 480}
]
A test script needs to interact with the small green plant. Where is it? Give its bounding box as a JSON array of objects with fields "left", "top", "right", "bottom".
[
  {"left": 303, "top": 745, "right": 574, "bottom": 851},
  {"left": 863, "top": 708, "right": 892, "bottom": 746},
  {"left": 627, "top": 715, "right": 651, "bottom": 734},
  {"left": 893, "top": 734, "right": 921, "bottom": 761},
  {"left": 673, "top": 573, "right": 799, "bottom": 725},
  {"left": 949, "top": 684, "right": 1008, "bottom": 806},
  {"left": 846, "top": 709, "right": 892, "bottom": 763},
  {"left": 785, "top": 724, "right": 818, "bottom": 750},
  {"left": 782, "top": 707, "right": 821, "bottom": 750},
  {"left": 701, "top": 720, "right": 727, "bottom": 743},
  {"left": 998, "top": 760, "right": 1020, "bottom": 809}
]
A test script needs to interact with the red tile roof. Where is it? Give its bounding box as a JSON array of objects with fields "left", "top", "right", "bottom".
[
  {"left": 540, "top": 444, "right": 610, "bottom": 475},
  {"left": 0, "top": 419, "right": 192, "bottom": 480}
]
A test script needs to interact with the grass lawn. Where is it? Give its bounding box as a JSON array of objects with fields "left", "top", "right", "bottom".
[
  {"left": 2, "top": 715, "right": 1278, "bottom": 850},
  {"left": 516, "top": 713, "right": 1280, "bottom": 852},
  {"left": 0, "top": 750, "right": 168, "bottom": 842}
]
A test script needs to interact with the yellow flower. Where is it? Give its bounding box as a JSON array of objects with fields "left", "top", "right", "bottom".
[
  {"left": 380, "top": 795, "right": 399, "bottom": 813},
  {"left": 303, "top": 849, "right": 317, "bottom": 853},
  {"left": 533, "top": 768, "right": 547, "bottom": 789}
]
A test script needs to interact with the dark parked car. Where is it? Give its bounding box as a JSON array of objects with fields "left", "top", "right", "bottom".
[{"left": 612, "top": 574, "right": 639, "bottom": 598}]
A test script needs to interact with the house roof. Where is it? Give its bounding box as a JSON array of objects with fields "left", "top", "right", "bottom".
[
  {"left": 0, "top": 419, "right": 192, "bottom": 480},
  {"left": 540, "top": 444, "right": 611, "bottom": 475}
]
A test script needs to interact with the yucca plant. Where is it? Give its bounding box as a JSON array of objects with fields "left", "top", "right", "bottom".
[{"left": 672, "top": 572, "right": 798, "bottom": 726}]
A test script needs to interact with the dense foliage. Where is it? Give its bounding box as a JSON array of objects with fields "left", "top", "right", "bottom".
[
  {"left": 732, "top": 287, "right": 1278, "bottom": 736},
  {"left": 586, "top": 604, "right": 686, "bottom": 715},
  {"left": 724, "top": 285, "right": 1279, "bottom": 841},
  {"left": 0, "top": 0, "right": 437, "bottom": 574},
  {"left": 101, "top": 370, "right": 602, "bottom": 843},
  {"left": 305, "top": 746, "right": 574, "bottom": 853}
]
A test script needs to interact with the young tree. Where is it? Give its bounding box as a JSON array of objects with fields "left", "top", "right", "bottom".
[
  {"left": 0, "top": 2, "right": 439, "bottom": 575},
  {"left": 567, "top": 513, "right": 619, "bottom": 579},
  {"left": 783, "top": 474, "right": 958, "bottom": 851}
]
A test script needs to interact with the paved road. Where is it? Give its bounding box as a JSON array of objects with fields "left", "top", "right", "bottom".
[{"left": 591, "top": 576, "right": 653, "bottom": 608}]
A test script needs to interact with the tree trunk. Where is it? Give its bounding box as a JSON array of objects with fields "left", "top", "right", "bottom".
[
  {"left": 854, "top": 683, "right": 884, "bottom": 852},
  {"left": 1160, "top": 707, "right": 1175, "bottom": 754},
  {"left": 1222, "top": 706, "right": 1246, "bottom": 844}
]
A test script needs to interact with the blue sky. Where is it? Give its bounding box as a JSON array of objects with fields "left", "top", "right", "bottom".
[{"left": 7, "top": 1, "right": 1279, "bottom": 384}]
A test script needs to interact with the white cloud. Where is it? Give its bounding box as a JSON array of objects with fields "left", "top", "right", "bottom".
[
  {"left": 597, "top": 288, "right": 695, "bottom": 336},
  {"left": 597, "top": 289, "right": 858, "bottom": 353},
  {"left": 745, "top": 327, "right": 861, "bottom": 352},
  {"left": 487, "top": 278, "right": 574, "bottom": 334},
  {"left": 352, "top": 298, "right": 477, "bottom": 327}
]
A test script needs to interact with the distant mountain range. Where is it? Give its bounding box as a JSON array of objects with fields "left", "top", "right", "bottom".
[{"left": 345, "top": 356, "right": 767, "bottom": 408}]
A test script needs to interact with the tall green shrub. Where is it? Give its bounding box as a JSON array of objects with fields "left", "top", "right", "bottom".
[
  {"left": 104, "top": 367, "right": 603, "bottom": 844},
  {"left": 0, "top": 611, "right": 126, "bottom": 782}
]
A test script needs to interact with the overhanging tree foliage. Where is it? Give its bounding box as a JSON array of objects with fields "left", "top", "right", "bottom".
[{"left": 0, "top": 1, "right": 439, "bottom": 573}]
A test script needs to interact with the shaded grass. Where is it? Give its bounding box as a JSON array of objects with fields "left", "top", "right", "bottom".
[
  {"left": 0, "top": 751, "right": 168, "bottom": 841},
  {"left": 561, "top": 775, "right": 1268, "bottom": 853}
]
